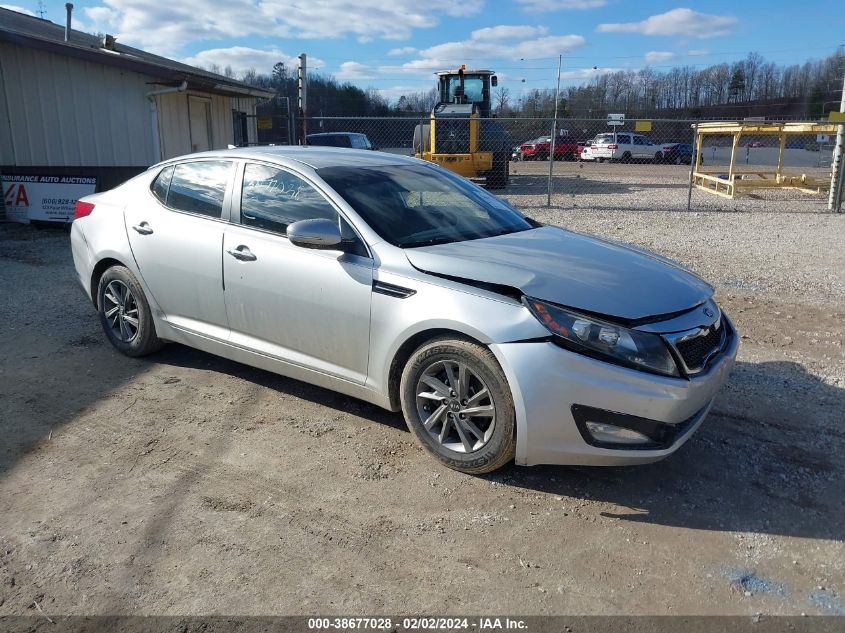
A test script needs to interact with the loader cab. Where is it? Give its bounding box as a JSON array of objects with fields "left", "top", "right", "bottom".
[{"left": 436, "top": 69, "right": 497, "bottom": 118}]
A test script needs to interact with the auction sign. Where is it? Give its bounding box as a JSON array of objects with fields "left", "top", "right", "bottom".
[{"left": 2, "top": 174, "right": 97, "bottom": 224}]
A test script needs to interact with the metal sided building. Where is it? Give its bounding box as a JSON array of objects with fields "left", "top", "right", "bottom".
[{"left": 0, "top": 6, "right": 274, "bottom": 222}]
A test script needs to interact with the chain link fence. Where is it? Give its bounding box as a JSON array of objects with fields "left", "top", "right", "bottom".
[{"left": 301, "top": 116, "right": 845, "bottom": 213}]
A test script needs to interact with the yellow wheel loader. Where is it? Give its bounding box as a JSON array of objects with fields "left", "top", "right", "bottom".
[{"left": 413, "top": 66, "right": 510, "bottom": 189}]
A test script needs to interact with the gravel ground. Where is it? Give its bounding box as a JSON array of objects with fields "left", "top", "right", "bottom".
[{"left": 0, "top": 174, "right": 843, "bottom": 618}]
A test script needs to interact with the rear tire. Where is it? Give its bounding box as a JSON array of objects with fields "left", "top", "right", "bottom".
[
  {"left": 400, "top": 338, "right": 516, "bottom": 475},
  {"left": 412, "top": 124, "right": 431, "bottom": 154},
  {"left": 97, "top": 265, "right": 163, "bottom": 357},
  {"left": 622, "top": 151, "right": 632, "bottom": 163},
  {"left": 486, "top": 151, "right": 509, "bottom": 189},
  {"left": 655, "top": 152, "right": 663, "bottom": 163}
]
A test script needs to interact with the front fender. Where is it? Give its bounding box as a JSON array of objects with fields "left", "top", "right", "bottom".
[{"left": 366, "top": 269, "right": 548, "bottom": 404}]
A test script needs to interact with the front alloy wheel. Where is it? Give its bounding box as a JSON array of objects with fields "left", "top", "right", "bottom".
[
  {"left": 415, "top": 360, "right": 496, "bottom": 453},
  {"left": 401, "top": 338, "right": 515, "bottom": 474}
]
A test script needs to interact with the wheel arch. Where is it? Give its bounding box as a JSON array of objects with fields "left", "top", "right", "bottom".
[
  {"left": 90, "top": 257, "right": 128, "bottom": 309},
  {"left": 386, "top": 327, "right": 489, "bottom": 412}
]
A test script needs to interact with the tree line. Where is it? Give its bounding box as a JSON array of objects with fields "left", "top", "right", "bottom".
[{"left": 219, "top": 50, "right": 844, "bottom": 119}]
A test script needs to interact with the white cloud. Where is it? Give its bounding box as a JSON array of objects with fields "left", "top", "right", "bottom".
[
  {"left": 390, "top": 29, "right": 587, "bottom": 75},
  {"left": 687, "top": 48, "right": 710, "bottom": 56},
  {"left": 82, "top": 0, "right": 485, "bottom": 54},
  {"left": 375, "top": 85, "right": 430, "bottom": 101},
  {"left": 597, "top": 8, "right": 737, "bottom": 39},
  {"left": 470, "top": 25, "right": 548, "bottom": 41},
  {"left": 517, "top": 0, "right": 606, "bottom": 11},
  {"left": 644, "top": 51, "right": 676, "bottom": 63},
  {"left": 388, "top": 46, "right": 418, "bottom": 56},
  {"left": 1, "top": 4, "right": 35, "bottom": 15},
  {"left": 182, "top": 47, "right": 325, "bottom": 76},
  {"left": 335, "top": 61, "right": 375, "bottom": 80},
  {"left": 558, "top": 66, "right": 623, "bottom": 80}
]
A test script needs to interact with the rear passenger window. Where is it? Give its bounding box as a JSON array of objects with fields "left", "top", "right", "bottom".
[
  {"left": 617, "top": 134, "right": 631, "bottom": 144},
  {"left": 151, "top": 166, "right": 173, "bottom": 203},
  {"left": 166, "top": 161, "right": 233, "bottom": 218},
  {"left": 241, "top": 163, "right": 339, "bottom": 234}
]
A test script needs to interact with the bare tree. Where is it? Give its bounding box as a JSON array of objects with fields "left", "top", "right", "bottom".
[{"left": 494, "top": 87, "right": 511, "bottom": 114}]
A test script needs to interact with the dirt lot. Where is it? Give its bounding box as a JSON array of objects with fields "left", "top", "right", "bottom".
[{"left": 1, "top": 173, "right": 844, "bottom": 617}]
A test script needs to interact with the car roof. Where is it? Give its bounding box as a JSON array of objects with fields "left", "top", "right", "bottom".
[
  {"left": 155, "top": 146, "right": 416, "bottom": 170},
  {"left": 306, "top": 132, "right": 364, "bottom": 138}
]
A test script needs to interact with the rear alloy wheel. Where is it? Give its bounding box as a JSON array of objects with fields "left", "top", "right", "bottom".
[
  {"left": 97, "top": 265, "right": 163, "bottom": 357},
  {"left": 400, "top": 338, "right": 515, "bottom": 474}
]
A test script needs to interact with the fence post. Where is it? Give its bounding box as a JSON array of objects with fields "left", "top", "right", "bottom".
[
  {"left": 547, "top": 55, "right": 562, "bottom": 207},
  {"left": 687, "top": 123, "right": 697, "bottom": 211},
  {"left": 829, "top": 69, "right": 845, "bottom": 212}
]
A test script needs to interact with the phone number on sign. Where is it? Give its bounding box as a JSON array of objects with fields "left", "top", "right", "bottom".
[{"left": 308, "top": 618, "right": 477, "bottom": 630}]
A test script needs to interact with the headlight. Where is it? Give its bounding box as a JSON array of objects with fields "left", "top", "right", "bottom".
[{"left": 524, "top": 297, "right": 679, "bottom": 377}]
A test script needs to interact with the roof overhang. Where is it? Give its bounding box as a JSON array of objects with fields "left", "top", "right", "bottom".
[{"left": 0, "top": 30, "right": 275, "bottom": 99}]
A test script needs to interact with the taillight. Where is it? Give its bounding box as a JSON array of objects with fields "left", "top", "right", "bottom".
[
  {"left": 591, "top": 144, "right": 597, "bottom": 149},
  {"left": 74, "top": 201, "right": 95, "bottom": 220},
  {"left": 607, "top": 144, "right": 618, "bottom": 150}
]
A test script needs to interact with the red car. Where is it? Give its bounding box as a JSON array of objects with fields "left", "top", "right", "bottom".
[{"left": 518, "top": 135, "right": 581, "bottom": 161}]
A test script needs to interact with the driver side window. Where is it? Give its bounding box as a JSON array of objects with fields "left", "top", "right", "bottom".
[
  {"left": 240, "top": 163, "right": 367, "bottom": 256},
  {"left": 241, "top": 163, "right": 338, "bottom": 233}
]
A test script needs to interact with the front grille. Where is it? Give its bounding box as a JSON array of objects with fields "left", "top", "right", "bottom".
[
  {"left": 434, "top": 119, "right": 470, "bottom": 154},
  {"left": 674, "top": 322, "right": 725, "bottom": 372}
]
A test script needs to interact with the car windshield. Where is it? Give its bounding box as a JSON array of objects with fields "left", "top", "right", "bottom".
[
  {"left": 318, "top": 164, "right": 533, "bottom": 248},
  {"left": 595, "top": 133, "right": 615, "bottom": 143}
]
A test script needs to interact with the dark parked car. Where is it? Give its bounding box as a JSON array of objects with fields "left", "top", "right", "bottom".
[
  {"left": 307, "top": 132, "right": 376, "bottom": 150},
  {"left": 661, "top": 143, "right": 701, "bottom": 165}
]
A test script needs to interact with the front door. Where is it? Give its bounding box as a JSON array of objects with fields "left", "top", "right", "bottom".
[
  {"left": 125, "top": 160, "right": 235, "bottom": 339},
  {"left": 222, "top": 161, "right": 373, "bottom": 383}
]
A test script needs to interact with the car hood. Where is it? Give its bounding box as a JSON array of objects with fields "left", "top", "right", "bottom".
[{"left": 404, "top": 226, "right": 713, "bottom": 321}]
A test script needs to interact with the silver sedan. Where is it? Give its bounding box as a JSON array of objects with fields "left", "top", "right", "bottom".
[{"left": 70, "top": 147, "right": 738, "bottom": 474}]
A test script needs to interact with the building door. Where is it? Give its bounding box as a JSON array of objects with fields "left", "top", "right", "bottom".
[{"left": 188, "top": 96, "right": 212, "bottom": 152}]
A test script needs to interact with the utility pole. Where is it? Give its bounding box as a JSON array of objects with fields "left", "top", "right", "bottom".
[
  {"left": 298, "top": 53, "right": 307, "bottom": 145},
  {"left": 547, "top": 54, "right": 562, "bottom": 207},
  {"left": 829, "top": 55, "right": 845, "bottom": 212}
]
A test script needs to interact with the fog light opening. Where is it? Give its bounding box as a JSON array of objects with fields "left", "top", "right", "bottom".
[{"left": 585, "top": 421, "right": 652, "bottom": 445}]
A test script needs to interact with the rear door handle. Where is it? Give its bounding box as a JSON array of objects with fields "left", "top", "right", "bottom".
[
  {"left": 132, "top": 222, "right": 153, "bottom": 235},
  {"left": 226, "top": 246, "right": 257, "bottom": 262}
]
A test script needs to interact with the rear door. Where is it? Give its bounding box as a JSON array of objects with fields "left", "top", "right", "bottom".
[
  {"left": 222, "top": 161, "right": 373, "bottom": 383},
  {"left": 125, "top": 160, "right": 235, "bottom": 339}
]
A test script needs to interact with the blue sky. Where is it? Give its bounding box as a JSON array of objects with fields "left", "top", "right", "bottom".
[{"left": 4, "top": 1, "right": 843, "bottom": 101}]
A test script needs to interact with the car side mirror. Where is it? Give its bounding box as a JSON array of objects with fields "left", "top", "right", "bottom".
[{"left": 287, "top": 218, "right": 343, "bottom": 250}]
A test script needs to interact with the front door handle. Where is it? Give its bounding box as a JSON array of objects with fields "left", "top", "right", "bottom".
[
  {"left": 132, "top": 222, "right": 153, "bottom": 235},
  {"left": 226, "top": 246, "right": 257, "bottom": 262}
]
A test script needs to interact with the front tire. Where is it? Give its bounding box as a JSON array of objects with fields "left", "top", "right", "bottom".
[
  {"left": 400, "top": 338, "right": 516, "bottom": 474},
  {"left": 97, "top": 265, "right": 163, "bottom": 357}
]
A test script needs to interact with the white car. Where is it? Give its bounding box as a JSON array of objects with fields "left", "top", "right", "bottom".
[
  {"left": 579, "top": 140, "right": 597, "bottom": 161},
  {"left": 69, "top": 146, "right": 736, "bottom": 474},
  {"left": 590, "top": 133, "right": 663, "bottom": 163}
]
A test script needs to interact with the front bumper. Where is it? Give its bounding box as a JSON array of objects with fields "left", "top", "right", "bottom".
[{"left": 490, "top": 323, "right": 739, "bottom": 466}]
